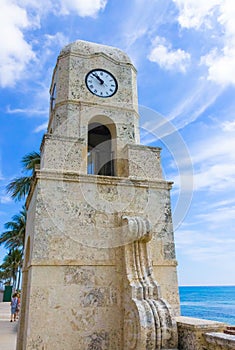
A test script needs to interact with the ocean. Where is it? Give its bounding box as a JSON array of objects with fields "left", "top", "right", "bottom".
[{"left": 179, "top": 286, "right": 235, "bottom": 325}]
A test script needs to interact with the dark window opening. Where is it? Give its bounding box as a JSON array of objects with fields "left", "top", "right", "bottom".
[{"left": 88, "top": 123, "right": 114, "bottom": 176}]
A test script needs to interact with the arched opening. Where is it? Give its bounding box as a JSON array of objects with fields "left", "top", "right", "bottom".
[{"left": 88, "top": 122, "right": 114, "bottom": 176}]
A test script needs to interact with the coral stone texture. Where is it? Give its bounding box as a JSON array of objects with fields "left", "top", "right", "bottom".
[{"left": 17, "top": 40, "right": 234, "bottom": 350}]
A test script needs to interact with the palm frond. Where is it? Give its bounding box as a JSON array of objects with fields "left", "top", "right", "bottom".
[
  {"left": 0, "top": 206, "right": 26, "bottom": 249},
  {"left": 21, "top": 151, "right": 40, "bottom": 172},
  {"left": 6, "top": 176, "right": 32, "bottom": 201}
]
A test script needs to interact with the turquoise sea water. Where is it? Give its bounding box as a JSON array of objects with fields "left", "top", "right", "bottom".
[{"left": 179, "top": 286, "right": 235, "bottom": 325}]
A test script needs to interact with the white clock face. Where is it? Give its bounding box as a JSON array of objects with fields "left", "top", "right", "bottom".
[{"left": 85, "top": 69, "right": 118, "bottom": 98}]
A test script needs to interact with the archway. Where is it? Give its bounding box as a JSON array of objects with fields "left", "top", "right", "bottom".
[{"left": 88, "top": 122, "right": 115, "bottom": 176}]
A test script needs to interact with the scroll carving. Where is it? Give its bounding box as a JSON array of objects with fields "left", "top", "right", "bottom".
[{"left": 122, "top": 216, "right": 178, "bottom": 350}]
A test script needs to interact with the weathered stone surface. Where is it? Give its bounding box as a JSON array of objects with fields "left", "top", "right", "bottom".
[
  {"left": 205, "top": 332, "right": 235, "bottom": 349},
  {"left": 122, "top": 216, "right": 178, "bottom": 349},
  {"left": 122, "top": 144, "right": 163, "bottom": 179},
  {"left": 176, "top": 316, "right": 228, "bottom": 350}
]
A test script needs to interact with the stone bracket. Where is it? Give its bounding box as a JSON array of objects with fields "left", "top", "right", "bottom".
[{"left": 122, "top": 216, "right": 178, "bottom": 349}]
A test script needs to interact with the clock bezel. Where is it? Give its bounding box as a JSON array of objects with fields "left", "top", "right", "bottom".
[{"left": 85, "top": 69, "right": 118, "bottom": 98}]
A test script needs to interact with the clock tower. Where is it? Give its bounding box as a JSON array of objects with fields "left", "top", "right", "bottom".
[{"left": 17, "top": 41, "right": 180, "bottom": 350}]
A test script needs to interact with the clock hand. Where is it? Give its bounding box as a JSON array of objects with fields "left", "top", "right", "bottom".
[{"left": 92, "top": 73, "right": 104, "bottom": 84}]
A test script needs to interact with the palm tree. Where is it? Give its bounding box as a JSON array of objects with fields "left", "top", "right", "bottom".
[
  {"left": 0, "top": 207, "right": 26, "bottom": 289},
  {"left": 6, "top": 151, "right": 40, "bottom": 201},
  {"left": 0, "top": 249, "right": 23, "bottom": 290},
  {"left": 0, "top": 206, "right": 26, "bottom": 252},
  {"left": 1, "top": 151, "right": 40, "bottom": 290},
  {"left": 0, "top": 266, "right": 12, "bottom": 286}
]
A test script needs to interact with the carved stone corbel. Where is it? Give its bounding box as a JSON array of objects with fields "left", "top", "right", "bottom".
[{"left": 122, "top": 216, "right": 178, "bottom": 350}]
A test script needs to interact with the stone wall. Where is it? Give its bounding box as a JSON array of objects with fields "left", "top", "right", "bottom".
[{"left": 18, "top": 170, "right": 180, "bottom": 349}]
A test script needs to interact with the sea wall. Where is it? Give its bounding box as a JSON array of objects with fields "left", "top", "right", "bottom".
[
  {"left": 176, "top": 316, "right": 233, "bottom": 350},
  {"left": 204, "top": 332, "right": 235, "bottom": 349}
]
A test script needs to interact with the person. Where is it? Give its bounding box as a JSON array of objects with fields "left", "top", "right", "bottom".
[{"left": 10, "top": 292, "right": 18, "bottom": 322}]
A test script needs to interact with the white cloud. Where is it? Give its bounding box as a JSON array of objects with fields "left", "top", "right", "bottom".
[
  {"left": 0, "top": 0, "right": 35, "bottom": 87},
  {"left": 186, "top": 129, "right": 235, "bottom": 192},
  {"left": 176, "top": 228, "right": 235, "bottom": 262},
  {"left": 222, "top": 120, "right": 235, "bottom": 132},
  {"left": 201, "top": 47, "right": 235, "bottom": 86},
  {"left": 209, "top": 198, "right": 235, "bottom": 209},
  {"left": 168, "top": 120, "right": 235, "bottom": 196},
  {"left": 34, "top": 122, "right": 48, "bottom": 133},
  {"left": 173, "top": 0, "right": 235, "bottom": 86},
  {"left": 172, "top": 0, "right": 220, "bottom": 29},
  {"left": 119, "top": 0, "right": 172, "bottom": 51},
  {"left": 168, "top": 80, "right": 223, "bottom": 130},
  {"left": 148, "top": 36, "right": 190, "bottom": 73},
  {"left": 36, "top": 32, "right": 70, "bottom": 75},
  {"left": 59, "top": 0, "right": 107, "bottom": 17},
  {"left": 17, "top": 0, "right": 107, "bottom": 18},
  {"left": 16, "top": 0, "right": 107, "bottom": 20},
  {"left": 218, "top": 1, "right": 235, "bottom": 39},
  {"left": 6, "top": 106, "right": 47, "bottom": 116},
  {"left": 197, "top": 205, "right": 235, "bottom": 224},
  {"left": 0, "top": 195, "right": 12, "bottom": 204},
  {"left": 192, "top": 133, "right": 235, "bottom": 165},
  {"left": 0, "top": 0, "right": 107, "bottom": 88},
  {"left": 44, "top": 32, "right": 69, "bottom": 48},
  {"left": 193, "top": 163, "right": 235, "bottom": 192}
]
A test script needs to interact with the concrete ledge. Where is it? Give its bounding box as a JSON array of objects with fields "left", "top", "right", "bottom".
[
  {"left": 205, "top": 332, "right": 235, "bottom": 349},
  {"left": 176, "top": 316, "right": 227, "bottom": 330},
  {"left": 176, "top": 316, "right": 227, "bottom": 350}
]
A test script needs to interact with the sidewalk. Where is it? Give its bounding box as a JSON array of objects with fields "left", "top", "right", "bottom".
[{"left": 0, "top": 302, "right": 17, "bottom": 350}]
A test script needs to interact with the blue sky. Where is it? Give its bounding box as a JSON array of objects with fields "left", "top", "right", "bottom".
[{"left": 0, "top": 0, "right": 235, "bottom": 286}]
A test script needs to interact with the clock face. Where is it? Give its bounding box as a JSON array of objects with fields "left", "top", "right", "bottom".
[{"left": 85, "top": 69, "right": 118, "bottom": 98}]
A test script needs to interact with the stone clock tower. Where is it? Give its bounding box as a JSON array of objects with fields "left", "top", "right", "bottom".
[{"left": 17, "top": 41, "right": 180, "bottom": 350}]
